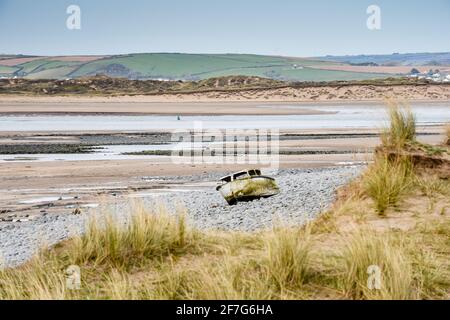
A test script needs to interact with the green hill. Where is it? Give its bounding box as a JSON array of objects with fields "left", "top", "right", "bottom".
[{"left": 0, "top": 53, "right": 400, "bottom": 81}]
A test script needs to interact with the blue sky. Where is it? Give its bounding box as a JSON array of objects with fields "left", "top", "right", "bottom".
[{"left": 1, "top": 0, "right": 449, "bottom": 56}]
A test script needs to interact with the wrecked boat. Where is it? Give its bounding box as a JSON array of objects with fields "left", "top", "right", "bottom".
[{"left": 216, "top": 169, "right": 280, "bottom": 205}]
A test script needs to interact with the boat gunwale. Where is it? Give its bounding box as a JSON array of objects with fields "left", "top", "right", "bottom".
[{"left": 218, "top": 169, "right": 262, "bottom": 182}]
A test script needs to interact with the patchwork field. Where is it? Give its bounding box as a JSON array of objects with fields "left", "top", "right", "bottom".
[{"left": 2, "top": 52, "right": 442, "bottom": 81}]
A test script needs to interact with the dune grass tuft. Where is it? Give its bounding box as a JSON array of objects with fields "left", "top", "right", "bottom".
[
  {"left": 64, "top": 203, "right": 196, "bottom": 268},
  {"left": 149, "top": 226, "right": 312, "bottom": 300},
  {"left": 265, "top": 227, "right": 311, "bottom": 289},
  {"left": 362, "top": 155, "right": 414, "bottom": 214},
  {"left": 339, "top": 230, "right": 414, "bottom": 300},
  {"left": 362, "top": 101, "right": 416, "bottom": 214},
  {"left": 0, "top": 203, "right": 201, "bottom": 299},
  {"left": 445, "top": 123, "right": 450, "bottom": 145},
  {"left": 381, "top": 101, "right": 416, "bottom": 149},
  {"left": 0, "top": 252, "right": 68, "bottom": 300},
  {"left": 415, "top": 175, "right": 449, "bottom": 198}
]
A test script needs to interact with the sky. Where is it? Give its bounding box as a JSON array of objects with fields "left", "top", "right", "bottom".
[{"left": 0, "top": 0, "right": 449, "bottom": 57}]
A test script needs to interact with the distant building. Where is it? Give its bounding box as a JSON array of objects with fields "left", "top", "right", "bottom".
[{"left": 410, "top": 70, "right": 449, "bottom": 83}]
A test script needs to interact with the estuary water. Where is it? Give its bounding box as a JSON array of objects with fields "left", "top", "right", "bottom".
[{"left": 0, "top": 103, "right": 449, "bottom": 132}]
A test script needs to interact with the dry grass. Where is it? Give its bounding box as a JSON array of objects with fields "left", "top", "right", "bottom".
[
  {"left": 381, "top": 100, "right": 416, "bottom": 149},
  {"left": 0, "top": 196, "right": 448, "bottom": 300},
  {"left": 64, "top": 203, "right": 197, "bottom": 269},
  {"left": 142, "top": 227, "right": 312, "bottom": 300},
  {"left": 265, "top": 227, "right": 311, "bottom": 290},
  {"left": 362, "top": 101, "right": 448, "bottom": 214},
  {"left": 362, "top": 155, "right": 414, "bottom": 214},
  {"left": 445, "top": 124, "right": 450, "bottom": 145},
  {"left": 415, "top": 175, "right": 449, "bottom": 198},
  {"left": 0, "top": 252, "right": 68, "bottom": 300},
  {"left": 0, "top": 203, "right": 205, "bottom": 300},
  {"left": 339, "top": 230, "right": 414, "bottom": 299}
]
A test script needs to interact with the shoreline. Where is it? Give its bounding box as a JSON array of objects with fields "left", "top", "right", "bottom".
[{"left": 0, "top": 98, "right": 448, "bottom": 116}]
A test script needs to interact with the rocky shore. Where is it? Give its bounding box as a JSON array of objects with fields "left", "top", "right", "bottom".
[{"left": 0, "top": 165, "right": 363, "bottom": 268}]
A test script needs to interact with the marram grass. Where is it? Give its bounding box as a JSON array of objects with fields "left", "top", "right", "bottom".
[
  {"left": 0, "top": 203, "right": 447, "bottom": 300},
  {"left": 381, "top": 100, "right": 416, "bottom": 149},
  {"left": 362, "top": 155, "right": 414, "bottom": 214}
]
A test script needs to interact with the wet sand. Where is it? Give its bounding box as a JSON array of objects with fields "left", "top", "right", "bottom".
[
  {"left": 0, "top": 100, "right": 333, "bottom": 116},
  {"left": 1, "top": 96, "right": 449, "bottom": 116}
]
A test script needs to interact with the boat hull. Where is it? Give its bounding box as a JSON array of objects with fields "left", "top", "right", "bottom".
[{"left": 217, "top": 176, "right": 279, "bottom": 205}]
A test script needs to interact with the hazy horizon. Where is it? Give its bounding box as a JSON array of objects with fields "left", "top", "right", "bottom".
[{"left": 2, "top": 51, "right": 450, "bottom": 58}]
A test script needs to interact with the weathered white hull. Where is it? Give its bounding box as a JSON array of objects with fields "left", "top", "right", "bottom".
[{"left": 217, "top": 176, "right": 279, "bottom": 205}]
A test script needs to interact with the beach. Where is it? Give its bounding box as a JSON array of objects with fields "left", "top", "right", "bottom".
[{"left": 0, "top": 100, "right": 448, "bottom": 267}]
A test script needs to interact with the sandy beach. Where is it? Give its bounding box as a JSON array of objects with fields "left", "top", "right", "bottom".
[{"left": 0, "top": 100, "right": 333, "bottom": 116}]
